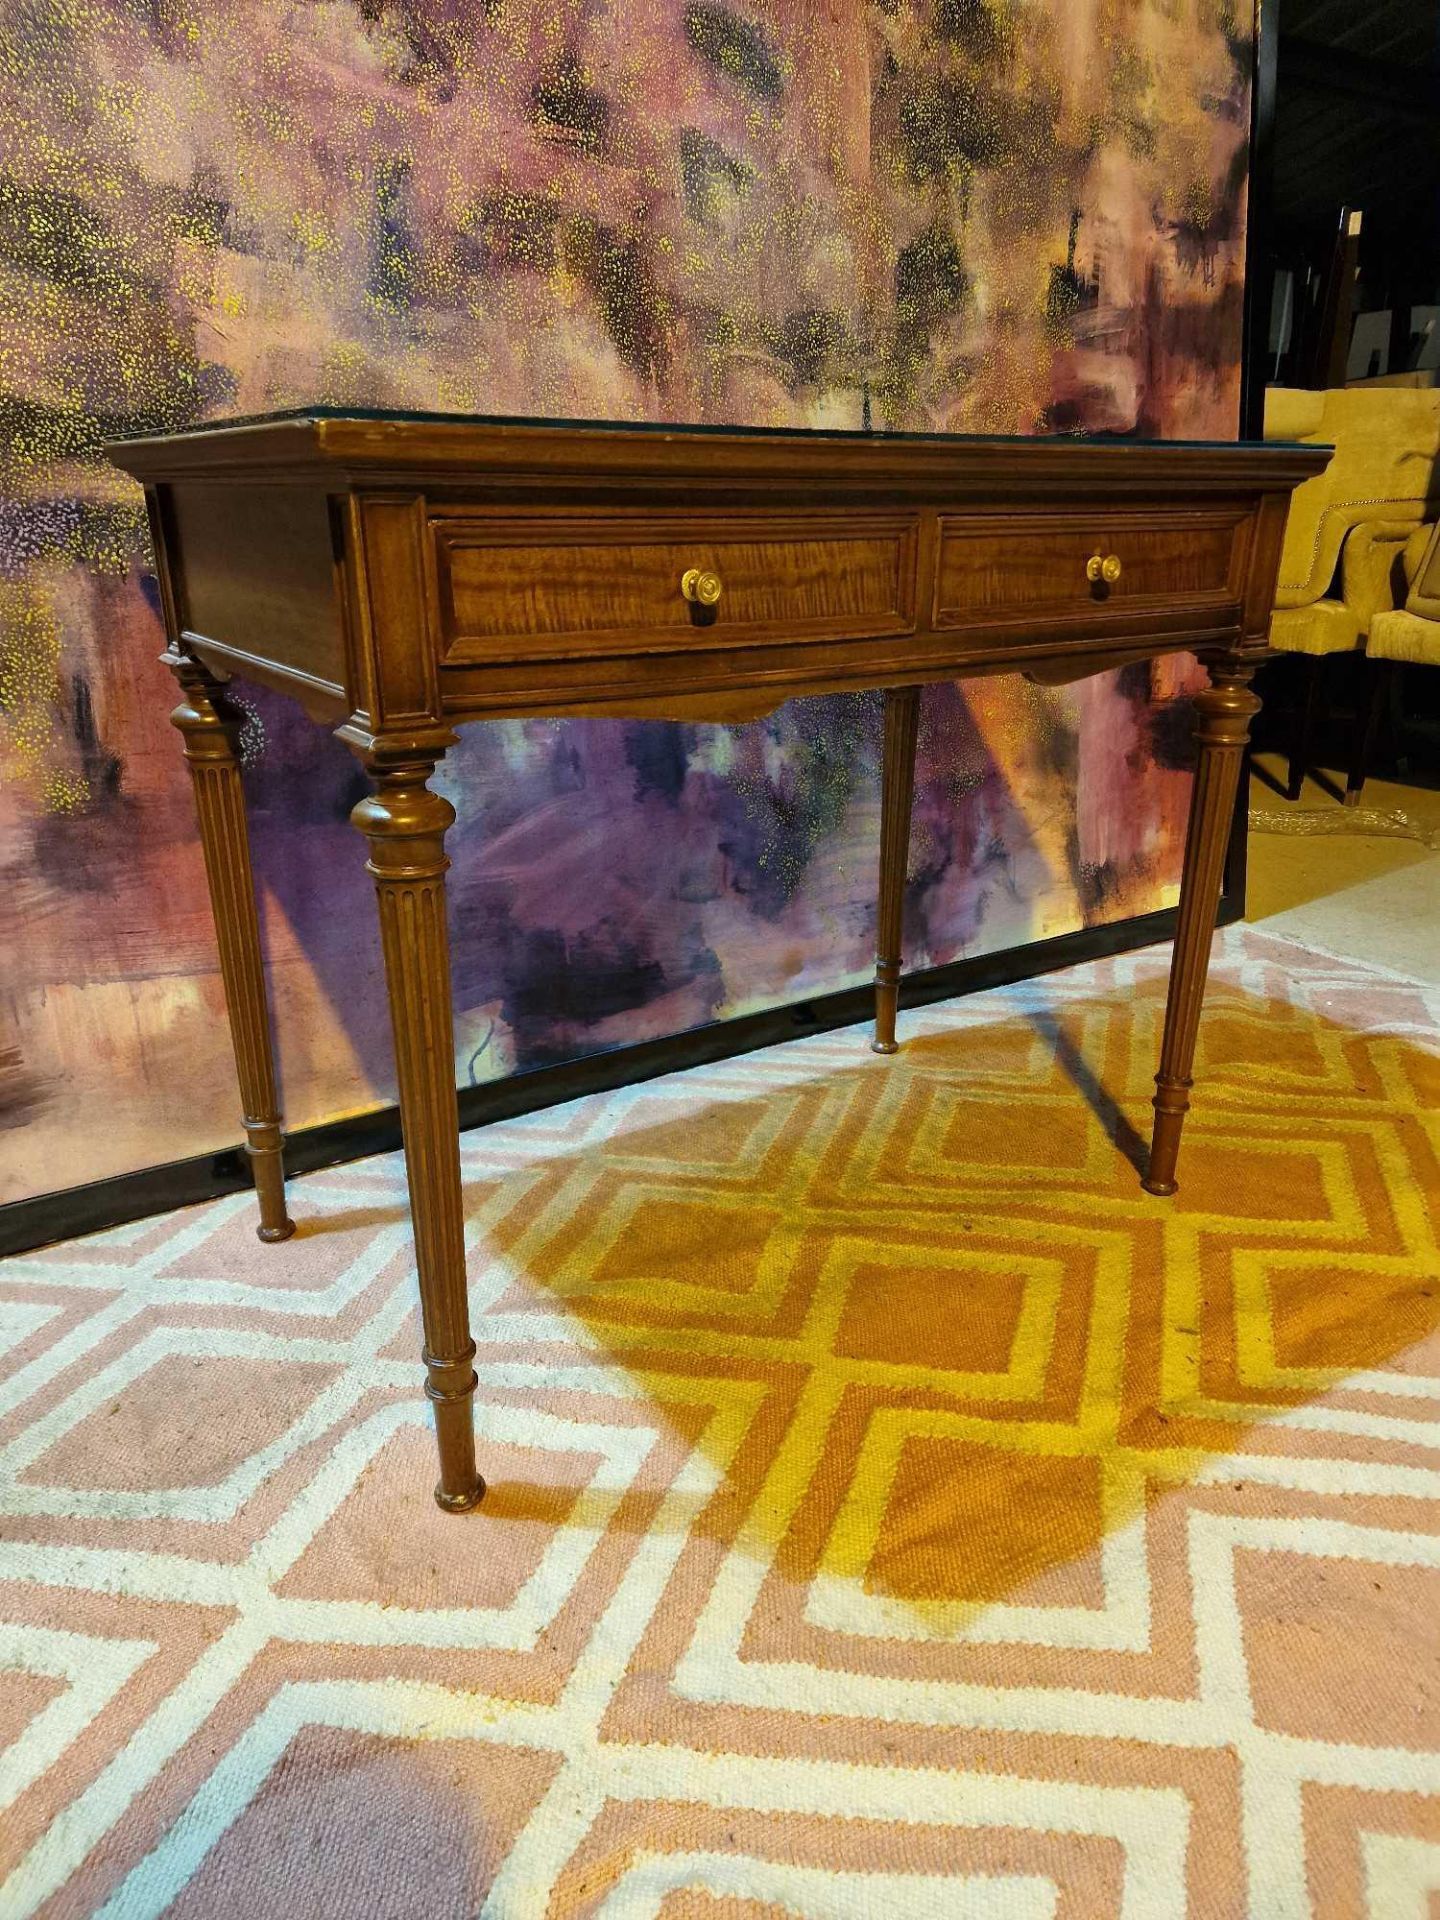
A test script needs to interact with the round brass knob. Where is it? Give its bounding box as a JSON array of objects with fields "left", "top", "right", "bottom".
[
  {"left": 1087, "top": 552, "right": 1123, "bottom": 586},
  {"left": 681, "top": 566, "right": 723, "bottom": 607}
]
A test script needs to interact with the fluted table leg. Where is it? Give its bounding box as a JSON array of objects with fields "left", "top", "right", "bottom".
[
  {"left": 352, "top": 752, "right": 483, "bottom": 1513},
  {"left": 1144, "top": 664, "right": 1259, "bottom": 1197},
  {"left": 873, "top": 685, "right": 921, "bottom": 1055},
  {"left": 167, "top": 648, "right": 294, "bottom": 1243}
]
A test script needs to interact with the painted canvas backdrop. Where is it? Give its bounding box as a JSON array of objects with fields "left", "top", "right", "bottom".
[{"left": 0, "top": 0, "right": 1253, "bottom": 1206}]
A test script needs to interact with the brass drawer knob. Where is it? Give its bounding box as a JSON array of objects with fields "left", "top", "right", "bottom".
[
  {"left": 681, "top": 566, "right": 723, "bottom": 607},
  {"left": 1087, "top": 552, "right": 1123, "bottom": 585}
]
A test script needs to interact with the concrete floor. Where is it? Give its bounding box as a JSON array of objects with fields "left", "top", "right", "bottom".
[{"left": 1246, "top": 756, "right": 1440, "bottom": 982}]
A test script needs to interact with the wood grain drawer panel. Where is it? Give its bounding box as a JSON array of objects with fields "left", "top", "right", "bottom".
[
  {"left": 166, "top": 482, "right": 344, "bottom": 685},
  {"left": 934, "top": 509, "right": 1249, "bottom": 631},
  {"left": 433, "top": 512, "right": 918, "bottom": 663}
]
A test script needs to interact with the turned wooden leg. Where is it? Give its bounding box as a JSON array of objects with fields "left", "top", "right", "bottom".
[
  {"left": 167, "top": 648, "right": 294, "bottom": 1243},
  {"left": 873, "top": 685, "right": 921, "bottom": 1055},
  {"left": 1145, "top": 664, "right": 1260, "bottom": 1197},
  {"left": 352, "top": 752, "right": 483, "bottom": 1513}
]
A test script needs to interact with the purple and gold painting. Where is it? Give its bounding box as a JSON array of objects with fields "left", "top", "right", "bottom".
[{"left": 0, "top": 0, "right": 1253, "bottom": 1206}]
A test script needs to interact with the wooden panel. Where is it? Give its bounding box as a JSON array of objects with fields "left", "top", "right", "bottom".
[
  {"left": 433, "top": 511, "right": 917, "bottom": 663},
  {"left": 107, "top": 414, "right": 1333, "bottom": 510},
  {"left": 349, "top": 494, "right": 445, "bottom": 730},
  {"left": 435, "top": 617, "right": 1240, "bottom": 723},
  {"left": 934, "top": 508, "right": 1249, "bottom": 631},
  {"left": 110, "top": 422, "right": 1334, "bottom": 743},
  {"left": 165, "top": 482, "right": 344, "bottom": 691},
  {"left": 1240, "top": 492, "right": 1295, "bottom": 646}
]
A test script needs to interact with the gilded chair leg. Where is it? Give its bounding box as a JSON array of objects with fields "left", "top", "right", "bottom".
[
  {"left": 167, "top": 648, "right": 295, "bottom": 1244},
  {"left": 1145, "top": 665, "right": 1260, "bottom": 1197},
  {"left": 873, "top": 686, "right": 921, "bottom": 1055},
  {"left": 352, "top": 751, "right": 483, "bottom": 1513}
]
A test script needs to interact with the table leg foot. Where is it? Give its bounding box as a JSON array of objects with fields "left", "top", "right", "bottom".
[
  {"left": 248, "top": 1125, "right": 296, "bottom": 1241},
  {"left": 1143, "top": 1085, "right": 1188, "bottom": 1195},
  {"left": 872, "top": 978, "right": 901, "bottom": 1054},
  {"left": 427, "top": 1345, "right": 484, "bottom": 1511},
  {"left": 434, "top": 1479, "right": 487, "bottom": 1514}
]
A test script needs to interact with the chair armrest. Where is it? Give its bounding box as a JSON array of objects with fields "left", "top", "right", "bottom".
[
  {"left": 1267, "top": 387, "right": 1440, "bottom": 609},
  {"left": 1404, "top": 522, "right": 1440, "bottom": 622},
  {"left": 1340, "top": 521, "right": 1419, "bottom": 633},
  {"left": 1403, "top": 523, "right": 1437, "bottom": 591}
]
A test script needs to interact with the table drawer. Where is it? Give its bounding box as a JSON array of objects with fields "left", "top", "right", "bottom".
[
  {"left": 434, "top": 511, "right": 919, "bottom": 664},
  {"left": 934, "top": 508, "right": 1248, "bottom": 631}
]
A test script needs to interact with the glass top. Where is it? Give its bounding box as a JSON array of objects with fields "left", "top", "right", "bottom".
[{"left": 129, "top": 404, "right": 1278, "bottom": 452}]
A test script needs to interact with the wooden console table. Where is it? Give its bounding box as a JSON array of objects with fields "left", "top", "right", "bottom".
[{"left": 110, "top": 411, "right": 1326, "bottom": 1513}]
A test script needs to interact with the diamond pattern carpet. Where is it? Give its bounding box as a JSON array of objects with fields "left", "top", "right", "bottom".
[{"left": 2, "top": 926, "right": 1438, "bottom": 1918}]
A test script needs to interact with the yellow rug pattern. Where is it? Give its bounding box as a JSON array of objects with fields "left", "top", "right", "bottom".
[{"left": 1, "top": 925, "right": 1438, "bottom": 1917}]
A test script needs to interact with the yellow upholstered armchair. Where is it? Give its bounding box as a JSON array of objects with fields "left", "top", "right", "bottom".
[
  {"left": 1371, "top": 520, "right": 1440, "bottom": 664},
  {"left": 1362, "top": 521, "right": 1440, "bottom": 777},
  {"left": 1266, "top": 386, "right": 1440, "bottom": 801}
]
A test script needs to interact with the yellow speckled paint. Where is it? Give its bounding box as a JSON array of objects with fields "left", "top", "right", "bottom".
[{"left": 0, "top": 0, "right": 1252, "bottom": 1204}]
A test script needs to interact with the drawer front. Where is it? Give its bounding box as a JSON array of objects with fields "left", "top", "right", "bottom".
[
  {"left": 433, "top": 512, "right": 918, "bottom": 664},
  {"left": 934, "top": 509, "right": 1248, "bottom": 630}
]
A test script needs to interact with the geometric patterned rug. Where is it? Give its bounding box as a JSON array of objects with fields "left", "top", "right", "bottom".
[{"left": 2, "top": 925, "right": 1437, "bottom": 1919}]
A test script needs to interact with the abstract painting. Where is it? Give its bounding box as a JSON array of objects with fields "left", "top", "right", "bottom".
[{"left": 0, "top": 0, "right": 1254, "bottom": 1205}]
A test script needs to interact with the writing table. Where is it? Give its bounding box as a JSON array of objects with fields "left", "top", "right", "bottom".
[{"left": 109, "top": 411, "right": 1327, "bottom": 1512}]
